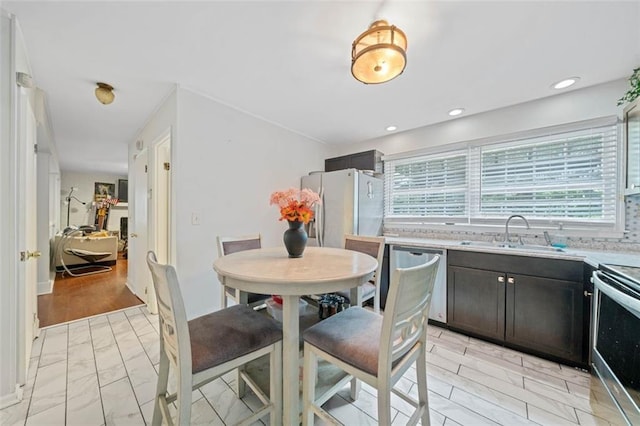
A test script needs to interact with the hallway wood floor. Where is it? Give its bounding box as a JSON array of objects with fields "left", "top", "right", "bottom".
[{"left": 38, "top": 253, "right": 143, "bottom": 327}]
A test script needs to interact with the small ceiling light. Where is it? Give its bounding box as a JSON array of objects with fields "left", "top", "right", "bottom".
[
  {"left": 448, "top": 108, "right": 465, "bottom": 117},
  {"left": 552, "top": 77, "right": 580, "bottom": 90},
  {"left": 386, "top": 125, "right": 397, "bottom": 131},
  {"left": 95, "top": 82, "right": 115, "bottom": 105},
  {"left": 351, "top": 20, "right": 407, "bottom": 84}
]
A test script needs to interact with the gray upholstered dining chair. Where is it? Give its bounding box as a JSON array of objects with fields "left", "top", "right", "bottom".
[
  {"left": 216, "top": 234, "right": 270, "bottom": 309},
  {"left": 146, "top": 251, "right": 283, "bottom": 426},
  {"left": 302, "top": 255, "right": 440, "bottom": 426},
  {"left": 336, "top": 234, "right": 385, "bottom": 313}
]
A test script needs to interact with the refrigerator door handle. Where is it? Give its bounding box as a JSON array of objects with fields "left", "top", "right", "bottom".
[
  {"left": 367, "top": 181, "right": 373, "bottom": 199},
  {"left": 318, "top": 187, "right": 325, "bottom": 247}
]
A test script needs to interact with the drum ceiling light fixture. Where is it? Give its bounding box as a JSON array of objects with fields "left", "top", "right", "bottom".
[
  {"left": 95, "top": 82, "right": 115, "bottom": 105},
  {"left": 351, "top": 19, "right": 407, "bottom": 84}
]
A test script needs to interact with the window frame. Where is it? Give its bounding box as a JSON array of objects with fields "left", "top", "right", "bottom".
[{"left": 383, "top": 116, "right": 624, "bottom": 235}]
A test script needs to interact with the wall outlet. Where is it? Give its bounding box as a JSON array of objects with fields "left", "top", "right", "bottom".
[{"left": 191, "top": 212, "right": 201, "bottom": 226}]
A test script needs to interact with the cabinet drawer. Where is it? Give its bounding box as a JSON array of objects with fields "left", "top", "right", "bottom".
[{"left": 448, "top": 250, "right": 582, "bottom": 281}]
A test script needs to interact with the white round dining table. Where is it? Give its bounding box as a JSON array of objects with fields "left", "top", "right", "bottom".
[{"left": 213, "top": 246, "right": 377, "bottom": 425}]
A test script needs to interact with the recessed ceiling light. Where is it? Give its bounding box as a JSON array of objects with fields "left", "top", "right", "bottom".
[
  {"left": 448, "top": 108, "right": 464, "bottom": 117},
  {"left": 386, "top": 125, "right": 397, "bottom": 131},
  {"left": 552, "top": 77, "right": 580, "bottom": 90}
]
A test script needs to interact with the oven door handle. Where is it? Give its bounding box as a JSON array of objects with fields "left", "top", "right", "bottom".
[{"left": 593, "top": 271, "right": 640, "bottom": 321}]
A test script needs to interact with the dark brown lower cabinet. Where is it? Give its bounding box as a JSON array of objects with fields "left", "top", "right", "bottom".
[
  {"left": 447, "top": 250, "right": 587, "bottom": 367},
  {"left": 448, "top": 266, "right": 505, "bottom": 341},
  {"left": 505, "top": 273, "right": 583, "bottom": 364}
]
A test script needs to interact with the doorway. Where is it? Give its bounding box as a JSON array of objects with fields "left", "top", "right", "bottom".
[{"left": 130, "top": 129, "right": 172, "bottom": 315}]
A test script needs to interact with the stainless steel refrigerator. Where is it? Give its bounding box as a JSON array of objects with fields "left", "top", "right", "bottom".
[{"left": 301, "top": 169, "right": 383, "bottom": 248}]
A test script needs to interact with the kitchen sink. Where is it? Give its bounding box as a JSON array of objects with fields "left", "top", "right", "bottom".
[{"left": 459, "top": 241, "right": 565, "bottom": 253}]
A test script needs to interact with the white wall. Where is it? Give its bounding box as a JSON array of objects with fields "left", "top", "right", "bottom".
[
  {"left": 139, "top": 87, "right": 329, "bottom": 319},
  {"left": 60, "top": 171, "right": 127, "bottom": 233},
  {"left": 329, "top": 79, "right": 628, "bottom": 159}
]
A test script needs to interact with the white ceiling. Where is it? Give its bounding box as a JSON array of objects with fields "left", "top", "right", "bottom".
[{"left": 4, "top": 1, "right": 640, "bottom": 175}]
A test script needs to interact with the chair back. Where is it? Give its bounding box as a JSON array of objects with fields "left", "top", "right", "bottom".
[
  {"left": 217, "top": 234, "right": 261, "bottom": 256},
  {"left": 344, "top": 234, "right": 385, "bottom": 310},
  {"left": 380, "top": 255, "right": 440, "bottom": 371},
  {"left": 344, "top": 235, "right": 384, "bottom": 282},
  {"left": 146, "top": 251, "right": 191, "bottom": 369}
]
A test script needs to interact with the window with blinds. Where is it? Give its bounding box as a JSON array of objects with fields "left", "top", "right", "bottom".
[
  {"left": 384, "top": 119, "right": 620, "bottom": 229},
  {"left": 385, "top": 151, "right": 468, "bottom": 221}
]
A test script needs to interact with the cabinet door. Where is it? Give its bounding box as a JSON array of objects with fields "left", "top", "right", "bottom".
[
  {"left": 325, "top": 156, "right": 350, "bottom": 172},
  {"left": 505, "top": 273, "right": 583, "bottom": 363},
  {"left": 448, "top": 266, "right": 505, "bottom": 341},
  {"left": 349, "top": 150, "right": 376, "bottom": 171}
]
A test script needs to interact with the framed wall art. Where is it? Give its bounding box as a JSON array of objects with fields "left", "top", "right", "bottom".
[{"left": 94, "top": 182, "right": 115, "bottom": 202}]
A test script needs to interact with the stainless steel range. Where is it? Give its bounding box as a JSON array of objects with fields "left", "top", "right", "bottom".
[{"left": 592, "top": 264, "right": 640, "bottom": 425}]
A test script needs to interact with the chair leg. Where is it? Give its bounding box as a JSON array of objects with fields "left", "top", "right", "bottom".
[
  {"left": 377, "top": 376, "right": 393, "bottom": 426},
  {"left": 236, "top": 365, "right": 247, "bottom": 398},
  {"left": 221, "top": 285, "right": 228, "bottom": 308},
  {"left": 302, "top": 345, "right": 318, "bottom": 426},
  {"left": 417, "top": 346, "right": 431, "bottom": 426},
  {"left": 270, "top": 341, "right": 283, "bottom": 426},
  {"left": 350, "top": 378, "right": 361, "bottom": 400},
  {"left": 152, "top": 351, "right": 170, "bottom": 426},
  {"left": 175, "top": 369, "right": 193, "bottom": 426}
]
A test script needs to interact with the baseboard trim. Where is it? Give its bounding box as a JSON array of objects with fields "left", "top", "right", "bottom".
[
  {"left": 0, "top": 384, "right": 23, "bottom": 410},
  {"left": 37, "top": 279, "right": 54, "bottom": 295}
]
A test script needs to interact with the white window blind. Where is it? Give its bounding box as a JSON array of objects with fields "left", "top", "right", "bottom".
[
  {"left": 384, "top": 119, "right": 619, "bottom": 229},
  {"left": 384, "top": 150, "right": 468, "bottom": 222}
]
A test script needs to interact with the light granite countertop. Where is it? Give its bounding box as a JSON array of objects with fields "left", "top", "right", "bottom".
[{"left": 383, "top": 236, "right": 640, "bottom": 268}]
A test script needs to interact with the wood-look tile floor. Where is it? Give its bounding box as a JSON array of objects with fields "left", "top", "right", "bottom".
[
  {"left": 38, "top": 254, "right": 144, "bottom": 327},
  {"left": 0, "top": 306, "right": 626, "bottom": 426}
]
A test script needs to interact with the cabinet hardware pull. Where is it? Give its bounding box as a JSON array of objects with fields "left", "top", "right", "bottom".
[
  {"left": 497, "top": 276, "right": 505, "bottom": 283},
  {"left": 584, "top": 290, "right": 593, "bottom": 297},
  {"left": 507, "top": 277, "right": 515, "bottom": 284}
]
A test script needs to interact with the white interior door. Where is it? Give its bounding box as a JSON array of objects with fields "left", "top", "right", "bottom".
[
  {"left": 17, "top": 86, "right": 38, "bottom": 382},
  {"left": 131, "top": 149, "right": 154, "bottom": 311}
]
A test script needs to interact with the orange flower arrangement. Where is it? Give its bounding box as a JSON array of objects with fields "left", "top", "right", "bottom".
[{"left": 269, "top": 188, "right": 321, "bottom": 224}]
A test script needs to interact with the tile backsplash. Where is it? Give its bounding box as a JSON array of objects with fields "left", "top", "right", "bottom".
[{"left": 385, "top": 194, "right": 640, "bottom": 253}]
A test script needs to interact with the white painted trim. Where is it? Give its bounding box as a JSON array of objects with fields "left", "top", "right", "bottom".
[
  {"left": 0, "top": 384, "right": 23, "bottom": 410},
  {"left": 0, "top": 12, "right": 21, "bottom": 405},
  {"left": 125, "top": 279, "right": 137, "bottom": 295},
  {"left": 37, "top": 279, "right": 53, "bottom": 295}
]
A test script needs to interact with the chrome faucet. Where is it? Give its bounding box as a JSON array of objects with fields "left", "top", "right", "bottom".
[{"left": 504, "top": 215, "right": 530, "bottom": 245}]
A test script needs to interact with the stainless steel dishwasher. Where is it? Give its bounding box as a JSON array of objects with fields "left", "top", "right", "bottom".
[{"left": 390, "top": 245, "right": 447, "bottom": 324}]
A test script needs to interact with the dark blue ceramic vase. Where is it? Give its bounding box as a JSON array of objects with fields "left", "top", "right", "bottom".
[{"left": 283, "top": 220, "right": 307, "bottom": 258}]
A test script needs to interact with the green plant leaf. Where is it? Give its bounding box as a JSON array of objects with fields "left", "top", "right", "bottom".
[{"left": 619, "top": 67, "right": 640, "bottom": 105}]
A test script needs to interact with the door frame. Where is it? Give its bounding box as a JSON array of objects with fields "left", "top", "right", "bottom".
[
  {"left": 129, "top": 127, "right": 172, "bottom": 315},
  {"left": 0, "top": 11, "right": 21, "bottom": 408},
  {"left": 0, "top": 11, "right": 38, "bottom": 408},
  {"left": 16, "top": 83, "right": 39, "bottom": 381},
  {"left": 151, "top": 132, "right": 171, "bottom": 264}
]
